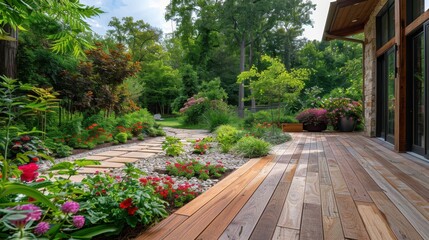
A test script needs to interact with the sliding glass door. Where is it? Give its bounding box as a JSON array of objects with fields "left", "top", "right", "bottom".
[{"left": 377, "top": 47, "right": 396, "bottom": 144}]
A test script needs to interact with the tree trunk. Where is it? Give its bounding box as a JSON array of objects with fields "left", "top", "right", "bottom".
[
  {"left": 0, "top": 25, "right": 18, "bottom": 78},
  {"left": 248, "top": 40, "right": 256, "bottom": 113},
  {"left": 238, "top": 36, "right": 245, "bottom": 118}
]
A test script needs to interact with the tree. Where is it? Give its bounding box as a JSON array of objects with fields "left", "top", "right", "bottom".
[
  {"left": 139, "top": 60, "right": 181, "bottom": 114},
  {"left": 0, "top": 0, "right": 102, "bottom": 78},
  {"left": 106, "top": 17, "right": 163, "bottom": 63},
  {"left": 238, "top": 55, "right": 309, "bottom": 124}
]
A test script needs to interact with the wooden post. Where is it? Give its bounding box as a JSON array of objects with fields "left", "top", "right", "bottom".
[{"left": 394, "top": 0, "right": 407, "bottom": 152}]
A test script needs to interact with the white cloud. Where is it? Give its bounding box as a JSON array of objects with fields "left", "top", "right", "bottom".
[{"left": 81, "top": 0, "right": 330, "bottom": 40}]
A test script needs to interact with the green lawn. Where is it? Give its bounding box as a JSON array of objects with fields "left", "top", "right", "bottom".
[{"left": 156, "top": 117, "right": 208, "bottom": 130}]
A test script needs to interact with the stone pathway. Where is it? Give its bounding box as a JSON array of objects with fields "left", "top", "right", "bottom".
[{"left": 62, "top": 127, "right": 210, "bottom": 182}]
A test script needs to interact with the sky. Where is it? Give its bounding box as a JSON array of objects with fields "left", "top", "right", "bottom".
[{"left": 81, "top": 0, "right": 331, "bottom": 41}]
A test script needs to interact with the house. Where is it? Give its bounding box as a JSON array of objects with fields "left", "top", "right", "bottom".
[{"left": 324, "top": 0, "right": 429, "bottom": 157}]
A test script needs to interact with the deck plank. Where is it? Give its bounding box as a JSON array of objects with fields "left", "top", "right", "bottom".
[
  {"left": 249, "top": 135, "right": 304, "bottom": 240},
  {"left": 136, "top": 133, "right": 429, "bottom": 240}
]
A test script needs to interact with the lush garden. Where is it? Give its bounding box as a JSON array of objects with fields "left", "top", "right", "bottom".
[{"left": 0, "top": 0, "right": 365, "bottom": 239}]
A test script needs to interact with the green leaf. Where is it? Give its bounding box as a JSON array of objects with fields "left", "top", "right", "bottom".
[
  {"left": 70, "top": 224, "right": 121, "bottom": 239},
  {"left": 74, "top": 159, "right": 100, "bottom": 167},
  {"left": 1, "top": 183, "right": 56, "bottom": 209},
  {"left": 48, "top": 162, "right": 73, "bottom": 171}
]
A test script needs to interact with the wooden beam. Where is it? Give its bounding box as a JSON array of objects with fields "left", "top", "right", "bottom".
[
  {"left": 405, "top": 10, "right": 429, "bottom": 36},
  {"left": 394, "top": 0, "right": 407, "bottom": 152},
  {"left": 376, "top": 38, "right": 395, "bottom": 57},
  {"left": 329, "top": 23, "right": 365, "bottom": 36},
  {"left": 324, "top": 33, "right": 364, "bottom": 44},
  {"left": 337, "top": 0, "right": 368, "bottom": 9}
]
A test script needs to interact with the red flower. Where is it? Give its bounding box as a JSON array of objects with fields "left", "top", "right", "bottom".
[
  {"left": 119, "top": 198, "right": 133, "bottom": 209},
  {"left": 20, "top": 136, "right": 30, "bottom": 141},
  {"left": 31, "top": 157, "right": 39, "bottom": 162},
  {"left": 18, "top": 163, "right": 39, "bottom": 182},
  {"left": 127, "top": 207, "right": 138, "bottom": 216}
]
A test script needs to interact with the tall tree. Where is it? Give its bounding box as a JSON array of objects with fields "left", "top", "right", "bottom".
[
  {"left": 0, "top": 0, "right": 102, "bottom": 78},
  {"left": 106, "top": 17, "right": 163, "bottom": 63}
]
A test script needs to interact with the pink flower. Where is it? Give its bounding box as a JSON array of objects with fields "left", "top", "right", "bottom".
[
  {"left": 9, "top": 204, "right": 42, "bottom": 228},
  {"left": 72, "top": 215, "right": 85, "bottom": 228},
  {"left": 34, "top": 222, "right": 50, "bottom": 235},
  {"left": 18, "top": 163, "right": 39, "bottom": 182},
  {"left": 61, "top": 201, "right": 80, "bottom": 214}
]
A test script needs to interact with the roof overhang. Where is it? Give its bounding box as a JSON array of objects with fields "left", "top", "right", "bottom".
[{"left": 323, "top": 0, "right": 379, "bottom": 41}]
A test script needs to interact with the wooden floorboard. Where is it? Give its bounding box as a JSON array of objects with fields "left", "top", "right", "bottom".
[{"left": 136, "top": 133, "right": 429, "bottom": 240}]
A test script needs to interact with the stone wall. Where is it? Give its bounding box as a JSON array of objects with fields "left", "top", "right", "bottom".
[{"left": 363, "top": 0, "right": 387, "bottom": 137}]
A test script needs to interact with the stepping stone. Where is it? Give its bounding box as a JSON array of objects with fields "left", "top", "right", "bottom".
[
  {"left": 147, "top": 147, "right": 162, "bottom": 150},
  {"left": 69, "top": 175, "right": 86, "bottom": 182},
  {"left": 115, "top": 146, "right": 147, "bottom": 151},
  {"left": 83, "top": 156, "right": 110, "bottom": 161},
  {"left": 138, "top": 143, "right": 161, "bottom": 147},
  {"left": 95, "top": 151, "right": 128, "bottom": 157},
  {"left": 105, "top": 157, "right": 139, "bottom": 163},
  {"left": 138, "top": 149, "right": 163, "bottom": 153},
  {"left": 121, "top": 152, "right": 156, "bottom": 158},
  {"left": 86, "top": 162, "right": 125, "bottom": 168},
  {"left": 77, "top": 168, "right": 110, "bottom": 174}
]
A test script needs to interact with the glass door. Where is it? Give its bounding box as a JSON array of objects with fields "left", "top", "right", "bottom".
[
  {"left": 377, "top": 47, "right": 396, "bottom": 144},
  {"left": 412, "top": 32, "right": 426, "bottom": 154}
]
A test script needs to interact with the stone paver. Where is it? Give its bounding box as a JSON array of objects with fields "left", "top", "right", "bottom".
[
  {"left": 83, "top": 156, "right": 110, "bottom": 161},
  {"left": 77, "top": 168, "right": 110, "bottom": 174},
  {"left": 121, "top": 152, "right": 156, "bottom": 158},
  {"left": 86, "top": 162, "right": 125, "bottom": 168},
  {"left": 95, "top": 151, "right": 128, "bottom": 157},
  {"left": 105, "top": 157, "right": 140, "bottom": 163},
  {"left": 55, "top": 127, "right": 209, "bottom": 182}
]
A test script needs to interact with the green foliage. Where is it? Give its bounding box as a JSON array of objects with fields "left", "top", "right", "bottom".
[
  {"left": 232, "top": 136, "right": 271, "bottom": 158},
  {"left": 162, "top": 136, "right": 185, "bottom": 156},
  {"left": 180, "top": 97, "right": 210, "bottom": 125},
  {"left": 0, "top": 0, "right": 103, "bottom": 56},
  {"left": 197, "top": 78, "right": 228, "bottom": 101},
  {"left": 166, "top": 160, "right": 226, "bottom": 180},
  {"left": 215, "top": 125, "right": 241, "bottom": 153},
  {"left": 140, "top": 176, "right": 200, "bottom": 208},
  {"left": 115, "top": 133, "right": 128, "bottom": 144},
  {"left": 203, "top": 109, "right": 233, "bottom": 132},
  {"left": 321, "top": 98, "right": 363, "bottom": 129},
  {"left": 137, "top": 134, "right": 145, "bottom": 141},
  {"left": 245, "top": 123, "right": 292, "bottom": 145},
  {"left": 80, "top": 165, "right": 167, "bottom": 228}
]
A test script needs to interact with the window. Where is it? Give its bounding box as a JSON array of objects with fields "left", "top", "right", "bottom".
[
  {"left": 377, "top": 0, "right": 395, "bottom": 48},
  {"left": 408, "top": 0, "right": 429, "bottom": 24}
]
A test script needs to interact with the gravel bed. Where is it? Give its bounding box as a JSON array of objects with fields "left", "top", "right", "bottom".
[{"left": 38, "top": 129, "right": 251, "bottom": 193}]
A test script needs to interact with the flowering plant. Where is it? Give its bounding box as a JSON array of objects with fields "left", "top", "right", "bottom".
[
  {"left": 193, "top": 137, "right": 213, "bottom": 155},
  {"left": 179, "top": 96, "right": 206, "bottom": 113},
  {"left": 166, "top": 159, "right": 226, "bottom": 180},
  {"left": 139, "top": 176, "right": 201, "bottom": 207},
  {"left": 162, "top": 136, "right": 185, "bottom": 156},
  {"left": 296, "top": 108, "right": 328, "bottom": 126},
  {"left": 321, "top": 98, "right": 363, "bottom": 129}
]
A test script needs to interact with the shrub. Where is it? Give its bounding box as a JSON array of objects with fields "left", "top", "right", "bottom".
[
  {"left": 115, "top": 133, "right": 128, "bottom": 143},
  {"left": 321, "top": 98, "right": 363, "bottom": 129},
  {"left": 296, "top": 108, "right": 328, "bottom": 126},
  {"left": 215, "top": 125, "right": 241, "bottom": 153},
  {"left": 139, "top": 176, "right": 201, "bottom": 208},
  {"left": 232, "top": 136, "right": 271, "bottom": 158},
  {"left": 137, "top": 134, "right": 145, "bottom": 141},
  {"left": 165, "top": 159, "right": 226, "bottom": 180},
  {"left": 8, "top": 135, "right": 52, "bottom": 162},
  {"left": 45, "top": 139, "right": 73, "bottom": 158},
  {"left": 203, "top": 109, "right": 232, "bottom": 132},
  {"left": 180, "top": 96, "right": 208, "bottom": 124},
  {"left": 162, "top": 136, "right": 184, "bottom": 156},
  {"left": 193, "top": 138, "right": 212, "bottom": 155},
  {"left": 246, "top": 124, "right": 292, "bottom": 145}
]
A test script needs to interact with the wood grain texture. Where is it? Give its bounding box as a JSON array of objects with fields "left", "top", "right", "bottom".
[
  {"left": 356, "top": 201, "right": 396, "bottom": 240},
  {"left": 272, "top": 227, "right": 300, "bottom": 240},
  {"left": 136, "top": 214, "right": 188, "bottom": 240},
  {"left": 320, "top": 184, "right": 344, "bottom": 240},
  {"left": 300, "top": 203, "right": 323, "bottom": 240},
  {"left": 336, "top": 194, "right": 370, "bottom": 240}
]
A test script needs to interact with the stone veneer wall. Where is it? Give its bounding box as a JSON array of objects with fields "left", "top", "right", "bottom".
[{"left": 363, "top": 0, "right": 387, "bottom": 137}]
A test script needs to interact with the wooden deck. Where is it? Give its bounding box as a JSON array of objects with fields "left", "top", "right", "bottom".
[{"left": 137, "top": 133, "right": 429, "bottom": 240}]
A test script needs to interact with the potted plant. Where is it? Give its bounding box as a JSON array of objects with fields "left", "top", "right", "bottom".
[
  {"left": 324, "top": 98, "right": 362, "bottom": 132},
  {"left": 296, "top": 108, "right": 328, "bottom": 132},
  {"left": 280, "top": 115, "right": 303, "bottom": 132}
]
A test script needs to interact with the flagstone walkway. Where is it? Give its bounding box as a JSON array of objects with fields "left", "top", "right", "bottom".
[{"left": 62, "top": 128, "right": 210, "bottom": 182}]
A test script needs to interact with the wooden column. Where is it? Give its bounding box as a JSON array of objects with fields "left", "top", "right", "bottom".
[{"left": 394, "top": 0, "right": 407, "bottom": 152}]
